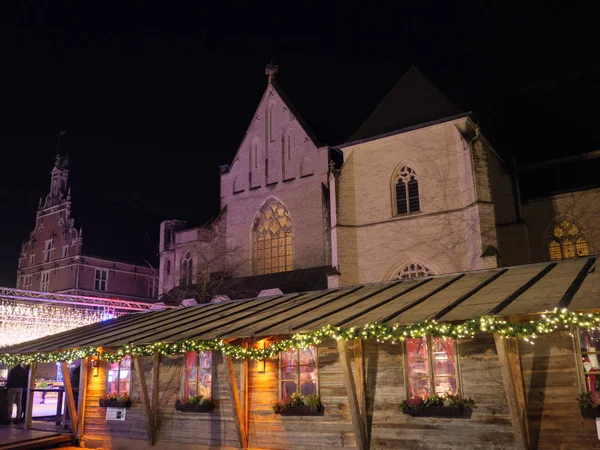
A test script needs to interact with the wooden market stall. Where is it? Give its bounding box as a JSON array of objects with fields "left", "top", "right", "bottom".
[{"left": 1, "top": 256, "right": 599, "bottom": 450}]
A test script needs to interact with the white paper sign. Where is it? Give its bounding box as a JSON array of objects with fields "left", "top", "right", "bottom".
[
  {"left": 106, "top": 407, "right": 126, "bottom": 421},
  {"left": 596, "top": 418, "right": 600, "bottom": 440}
]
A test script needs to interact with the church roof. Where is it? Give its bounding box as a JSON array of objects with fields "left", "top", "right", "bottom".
[
  {"left": 345, "top": 65, "right": 465, "bottom": 144},
  {"left": 161, "top": 266, "right": 330, "bottom": 305}
]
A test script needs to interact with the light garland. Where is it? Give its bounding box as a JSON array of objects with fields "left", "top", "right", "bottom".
[{"left": 1, "top": 308, "right": 599, "bottom": 365}]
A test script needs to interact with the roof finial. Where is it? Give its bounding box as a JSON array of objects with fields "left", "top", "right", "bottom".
[{"left": 265, "top": 62, "right": 279, "bottom": 83}]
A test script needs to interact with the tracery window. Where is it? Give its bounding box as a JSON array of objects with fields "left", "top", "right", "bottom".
[
  {"left": 406, "top": 337, "right": 460, "bottom": 398},
  {"left": 548, "top": 219, "right": 590, "bottom": 261},
  {"left": 280, "top": 347, "right": 318, "bottom": 400},
  {"left": 394, "top": 165, "right": 420, "bottom": 215},
  {"left": 180, "top": 252, "right": 193, "bottom": 286},
  {"left": 254, "top": 200, "right": 292, "bottom": 275},
  {"left": 392, "top": 262, "right": 433, "bottom": 281},
  {"left": 184, "top": 351, "right": 213, "bottom": 398}
]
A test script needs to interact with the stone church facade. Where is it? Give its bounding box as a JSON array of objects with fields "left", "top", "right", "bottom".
[
  {"left": 158, "top": 64, "right": 597, "bottom": 299},
  {"left": 16, "top": 156, "right": 158, "bottom": 302}
]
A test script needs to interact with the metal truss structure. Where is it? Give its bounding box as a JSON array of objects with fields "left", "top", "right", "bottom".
[{"left": 0, "top": 286, "right": 171, "bottom": 312}]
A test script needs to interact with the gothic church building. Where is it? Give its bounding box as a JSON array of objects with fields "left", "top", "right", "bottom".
[{"left": 159, "top": 64, "right": 597, "bottom": 301}]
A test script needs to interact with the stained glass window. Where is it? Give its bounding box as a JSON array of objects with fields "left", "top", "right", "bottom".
[
  {"left": 548, "top": 219, "right": 590, "bottom": 261},
  {"left": 184, "top": 351, "right": 213, "bottom": 398},
  {"left": 394, "top": 166, "right": 420, "bottom": 215},
  {"left": 254, "top": 200, "right": 292, "bottom": 275},
  {"left": 108, "top": 356, "right": 131, "bottom": 395},
  {"left": 393, "top": 262, "right": 433, "bottom": 280},
  {"left": 280, "top": 347, "right": 317, "bottom": 400},
  {"left": 406, "top": 337, "right": 459, "bottom": 398}
]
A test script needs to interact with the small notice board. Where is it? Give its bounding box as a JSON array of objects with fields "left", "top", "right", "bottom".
[{"left": 106, "top": 407, "right": 126, "bottom": 421}]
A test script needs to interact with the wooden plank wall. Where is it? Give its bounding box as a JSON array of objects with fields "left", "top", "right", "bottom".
[
  {"left": 80, "top": 332, "right": 600, "bottom": 449},
  {"left": 83, "top": 354, "right": 239, "bottom": 449},
  {"left": 519, "top": 331, "right": 600, "bottom": 450},
  {"left": 367, "top": 334, "right": 516, "bottom": 449},
  {"left": 248, "top": 339, "right": 357, "bottom": 449}
]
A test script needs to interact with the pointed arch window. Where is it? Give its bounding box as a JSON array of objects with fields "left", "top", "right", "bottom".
[
  {"left": 254, "top": 200, "right": 293, "bottom": 275},
  {"left": 181, "top": 252, "right": 193, "bottom": 286},
  {"left": 392, "top": 262, "right": 433, "bottom": 281},
  {"left": 393, "top": 166, "right": 420, "bottom": 215},
  {"left": 548, "top": 219, "right": 590, "bottom": 261}
]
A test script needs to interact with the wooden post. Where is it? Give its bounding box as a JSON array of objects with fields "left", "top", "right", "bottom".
[
  {"left": 133, "top": 355, "right": 155, "bottom": 446},
  {"left": 24, "top": 362, "right": 37, "bottom": 430},
  {"left": 76, "top": 358, "right": 89, "bottom": 439},
  {"left": 337, "top": 340, "right": 368, "bottom": 450},
  {"left": 152, "top": 352, "right": 160, "bottom": 429},
  {"left": 354, "top": 338, "right": 368, "bottom": 436},
  {"left": 494, "top": 335, "right": 530, "bottom": 450},
  {"left": 61, "top": 361, "right": 79, "bottom": 434},
  {"left": 225, "top": 354, "right": 248, "bottom": 449},
  {"left": 240, "top": 340, "right": 249, "bottom": 443}
]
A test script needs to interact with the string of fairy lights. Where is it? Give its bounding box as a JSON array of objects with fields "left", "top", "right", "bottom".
[
  {"left": 1, "top": 308, "right": 598, "bottom": 365},
  {"left": 0, "top": 300, "right": 109, "bottom": 349}
]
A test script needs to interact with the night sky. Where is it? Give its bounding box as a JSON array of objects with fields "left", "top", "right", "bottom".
[{"left": 0, "top": 2, "right": 598, "bottom": 287}]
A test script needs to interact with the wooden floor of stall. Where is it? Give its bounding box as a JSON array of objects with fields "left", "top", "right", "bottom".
[{"left": 0, "top": 422, "right": 73, "bottom": 449}]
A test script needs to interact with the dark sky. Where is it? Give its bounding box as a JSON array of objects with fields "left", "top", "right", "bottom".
[{"left": 0, "top": 2, "right": 598, "bottom": 286}]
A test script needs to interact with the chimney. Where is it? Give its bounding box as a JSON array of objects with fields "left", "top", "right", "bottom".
[{"left": 265, "top": 62, "right": 279, "bottom": 83}]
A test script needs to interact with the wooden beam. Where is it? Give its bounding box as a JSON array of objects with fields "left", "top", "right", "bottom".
[
  {"left": 354, "top": 338, "right": 367, "bottom": 437},
  {"left": 152, "top": 352, "right": 160, "bottom": 429},
  {"left": 241, "top": 340, "right": 249, "bottom": 443},
  {"left": 494, "top": 335, "right": 530, "bottom": 450},
  {"left": 337, "top": 340, "right": 368, "bottom": 450},
  {"left": 24, "top": 362, "right": 37, "bottom": 430},
  {"left": 133, "top": 355, "right": 155, "bottom": 446},
  {"left": 61, "top": 361, "right": 78, "bottom": 434},
  {"left": 76, "top": 358, "right": 89, "bottom": 439},
  {"left": 225, "top": 354, "right": 248, "bottom": 449}
]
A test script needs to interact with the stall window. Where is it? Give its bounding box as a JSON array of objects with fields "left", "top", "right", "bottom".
[
  {"left": 184, "top": 351, "right": 213, "bottom": 398},
  {"left": 578, "top": 328, "right": 600, "bottom": 394},
  {"left": 107, "top": 357, "right": 131, "bottom": 395},
  {"left": 280, "top": 347, "right": 318, "bottom": 399},
  {"left": 405, "top": 337, "right": 459, "bottom": 398}
]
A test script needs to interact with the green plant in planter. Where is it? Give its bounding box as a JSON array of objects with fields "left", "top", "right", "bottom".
[
  {"left": 304, "top": 394, "right": 322, "bottom": 408},
  {"left": 187, "top": 395, "right": 202, "bottom": 405},
  {"left": 272, "top": 401, "right": 286, "bottom": 413},
  {"left": 578, "top": 392, "right": 600, "bottom": 409},
  {"left": 290, "top": 392, "right": 304, "bottom": 406}
]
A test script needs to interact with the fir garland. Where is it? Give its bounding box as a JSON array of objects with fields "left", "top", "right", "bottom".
[{"left": 1, "top": 308, "right": 598, "bottom": 365}]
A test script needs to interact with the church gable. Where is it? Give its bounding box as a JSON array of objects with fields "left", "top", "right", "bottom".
[{"left": 223, "top": 64, "right": 320, "bottom": 195}]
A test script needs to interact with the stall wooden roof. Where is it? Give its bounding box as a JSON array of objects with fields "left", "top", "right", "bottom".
[{"left": 3, "top": 257, "right": 598, "bottom": 355}]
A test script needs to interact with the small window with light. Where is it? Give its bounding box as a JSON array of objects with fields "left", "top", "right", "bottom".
[
  {"left": 184, "top": 351, "right": 213, "bottom": 398},
  {"left": 107, "top": 357, "right": 131, "bottom": 396},
  {"left": 280, "top": 347, "right": 318, "bottom": 399},
  {"left": 405, "top": 337, "right": 460, "bottom": 398}
]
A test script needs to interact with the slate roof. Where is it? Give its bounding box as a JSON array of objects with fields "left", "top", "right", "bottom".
[
  {"left": 345, "top": 65, "right": 465, "bottom": 144},
  {"left": 3, "top": 256, "right": 597, "bottom": 355},
  {"left": 161, "top": 266, "right": 330, "bottom": 305}
]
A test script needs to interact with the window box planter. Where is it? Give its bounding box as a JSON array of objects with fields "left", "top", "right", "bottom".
[
  {"left": 277, "top": 405, "right": 324, "bottom": 416},
  {"left": 580, "top": 408, "right": 600, "bottom": 419},
  {"left": 402, "top": 406, "right": 466, "bottom": 417},
  {"left": 175, "top": 402, "right": 214, "bottom": 413},
  {"left": 98, "top": 399, "right": 132, "bottom": 408}
]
